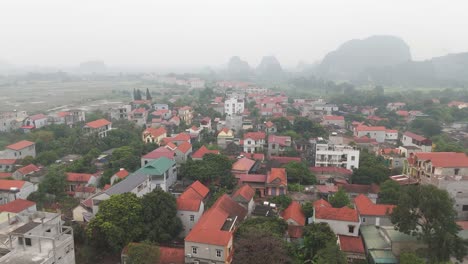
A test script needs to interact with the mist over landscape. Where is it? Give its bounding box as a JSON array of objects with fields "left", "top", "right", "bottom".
[{"left": 1, "top": 1, "right": 468, "bottom": 264}]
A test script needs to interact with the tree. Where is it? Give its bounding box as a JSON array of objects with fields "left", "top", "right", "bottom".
[
  {"left": 110, "top": 146, "right": 140, "bottom": 171},
  {"left": 39, "top": 165, "right": 67, "bottom": 198},
  {"left": 410, "top": 118, "right": 442, "bottom": 137},
  {"left": 268, "top": 195, "right": 292, "bottom": 210},
  {"left": 378, "top": 180, "right": 401, "bottom": 204},
  {"left": 329, "top": 187, "right": 350, "bottom": 208},
  {"left": 237, "top": 217, "right": 288, "bottom": 237},
  {"left": 300, "top": 223, "right": 336, "bottom": 261},
  {"left": 233, "top": 230, "right": 292, "bottom": 264},
  {"left": 314, "top": 241, "right": 347, "bottom": 264},
  {"left": 283, "top": 161, "right": 316, "bottom": 184},
  {"left": 352, "top": 150, "right": 390, "bottom": 184},
  {"left": 391, "top": 185, "right": 467, "bottom": 262},
  {"left": 145, "top": 88, "right": 152, "bottom": 101},
  {"left": 35, "top": 150, "right": 59, "bottom": 166},
  {"left": 126, "top": 242, "right": 159, "bottom": 264},
  {"left": 180, "top": 154, "right": 234, "bottom": 188},
  {"left": 140, "top": 189, "right": 182, "bottom": 242},
  {"left": 87, "top": 193, "right": 144, "bottom": 252},
  {"left": 302, "top": 202, "right": 314, "bottom": 219},
  {"left": 399, "top": 252, "right": 425, "bottom": 264}
]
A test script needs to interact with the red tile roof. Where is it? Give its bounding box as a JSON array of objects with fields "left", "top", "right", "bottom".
[
  {"left": 232, "top": 184, "right": 255, "bottom": 202},
  {"left": 270, "top": 156, "right": 301, "bottom": 164},
  {"left": 143, "top": 127, "right": 167, "bottom": 138},
  {"left": 177, "top": 181, "right": 209, "bottom": 211},
  {"left": 265, "top": 121, "right": 275, "bottom": 128},
  {"left": 412, "top": 152, "right": 468, "bottom": 168},
  {"left": 29, "top": 113, "right": 47, "bottom": 120},
  {"left": 314, "top": 205, "right": 359, "bottom": 222},
  {"left": 338, "top": 235, "right": 365, "bottom": 254},
  {"left": 244, "top": 131, "right": 266, "bottom": 141},
  {"left": 235, "top": 173, "right": 267, "bottom": 184},
  {"left": 172, "top": 133, "right": 191, "bottom": 142},
  {"left": 85, "top": 118, "right": 111, "bottom": 129},
  {"left": 314, "top": 199, "right": 331, "bottom": 208},
  {"left": 114, "top": 169, "right": 129, "bottom": 179},
  {"left": 0, "top": 199, "right": 36, "bottom": 213},
  {"left": 268, "top": 135, "right": 291, "bottom": 146},
  {"left": 185, "top": 194, "right": 247, "bottom": 246},
  {"left": 457, "top": 221, "right": 468, "bottom": 230},
  {"left": 16, "top": 164, "right": 40, "bottom": 175},
  {"left": 75, "top": 186, "right": 97, "bottom": 193},
  {"left": 281, "top": 201, "right": 305, "bottom": 226},
  {"left": 176, "top": 141, "right": 192, "bottom": 154},
  {"left": 232, "top": 158, "right": 256, "bottom": 172},
  {"left": 0, "top": 159, "right": 17, "bottom": 165},
  {"left": 338, "top": 183, "right": 380, "bottom": 194},
  {"left": 103, "top": 184, "right": 111, "bottom": 191},
  {"left": 316, "top": 184, "right": 338, "bottom": 194},
  {"left": 66, "top": 173, "right": 93, "bottom": 183},
  {"left": 324, "top": 115, "right": 344, "bottom": 121},
  {"left": 192, "top": 146, "right": 220, "bottom": 159},
  {"left": 287, "top": 225, "right": 304, "bottom": 239},
  {"left": 354, "top": 194, "right": 394, "bottom": 216},
  {"left": 131, "top": 108, "right": 147, "bottom": 114},
  {"left": 0, "top": 173, "right": 12, "bottom": 179},
  {"left": 0, "top": 180, "right": 26, "bottom": 191},
  {"left": 6, "top": 140, "right": 35, "bottom": 151},
  {"left": 353, "top": 136, "right": 377, "bottom": 144},
  {"left": 267, "top": 168, "right": 287, "bottom": 185},
  {"left": 356, "top": 125, "right": 387, "bottom": 132},
  {"left": 403, "top": 131, "right": 427, "bottom": 142},
  {"left": 142, "top": 147, "right": 175, "bottom": 160},
  {"left": 190, "top": 180, "right": 210, "bottom": 198},
  {"left": 159, "top": 246, "right": 185, "bottom": 264},
  {"left": 396, "top": 110, "right": 409, "bottom": 117},
  {"left": 57, "top": 111, "right": 71, "bottom": 118}
]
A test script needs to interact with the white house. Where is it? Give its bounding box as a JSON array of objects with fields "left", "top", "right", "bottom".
[
  {"left": 23, "top": 114, "right": 48, "bottom": 129},
  {"left": 315, "top": 143, "right": 360, "bottom": 170},
  {"left": 224, "top": 97, "right": 245, "bottom": 116},
  {"left": 0, "top": 179, "right": 36, "bottom": 204},
  {"left": 1, "top": 140, "right": 36, "bottom": 159},
  {"left": 313, "top": 199, "right": 360, "bottom": 237},
  {"left": 354, "top": 125, "right": 396, "bottom": 143},
  {"left": 243, "top": 131, "right": 266, "bottom": 153},
  {"left": 177, "top": 181, "right": 209, "bottom": 237},
  {"left": 84, "top": 119, "right": 112, "bottom": 138},
  {"left": 401, "top": 131, "right": 432, "bottom": 152}
]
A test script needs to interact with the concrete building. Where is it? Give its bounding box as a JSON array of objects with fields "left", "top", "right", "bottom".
[
  {"left": 129, "top": 108, "right": 148, "bottom": 127},
  {"left": 0, "top": 111, "right": 28, "bottom": 132},
  {"left": 0, "top": 179, "right": 36, "bottom": 205},
  {"left": 84, "top": 119, "right": 112, "bottom": 138},
  {"left": 142, "top": 127, "right": 167, "bottom": 144},
  {"left": 177, "top": 181, "right": 209, "bottom": 237},
  {"left": 217, "top": 128, "right": 234, "bottom": 149},
  {"left": 315, "top": 143, "right": 359, "bottom": 170},
  {"left": 268, "top": 135, "right": 292, "bottom": 157},
  {"left": 401, "top": 131, "right": 432, "bottom": 152},
  {"left": 354, "top": 194, "right": 395, "bottom": 226},
  {"left": 321, "top": 115, "right": 345, "bottom": 128},
  {"left": 242, "top": 132, "right": 266, "bottom": 153},
  {"left": 0, "top": 211, "right": 75, "bottom": 264},
  {"left": 354, "top": 125, "right": 395, "bottom": 143},
  {"left": 232, "top": 184, "right": 255, "bottom": 216},
  {"left": 313, "top": 199, "right": 360, "bottom": 237},
  {"left": 1, "top": 140, "right": 36, "bottom": 159},
  {"left": 224, "top": 97, "right": 244, "bottom": 116},
  {"left": 110, "top": 105, "right": 131, "bottom": 121},
  {"left": 22, "top": 114, "right": 48, "bottom": 129},
  {"left": 153, "top": 103, "right": 169, "bottom": 111}
]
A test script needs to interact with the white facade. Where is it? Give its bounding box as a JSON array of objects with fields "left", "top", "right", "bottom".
[
  {"left": 2, "top": 144, "right": 36, "bottom": 159},
  {"left": 355, "top": 129, "right": 386, "bottom": 143},
  {"left": 110, "top": 105, "right": 131, "bottom": 120},
  {"left": 385, "top": 131, "right": 398, "bottom": 141},
  {"left": 313, "top": 217, "right": 360, "bottom": 237},
  {"left": 0, "top": 181, "right": 36, "bottom": 205},
  {"left": 243, "top": 137, "right": 265, "bottom": 153},
  {"left": 315, "top": 144, "right": 360, "bottom": 170},
  {"left": 224, "top": 97, "right": 244, "bottom": 116},
  {"left": 0, "top": 111, "right": 28, "bottom": 132},
  {"left": 178, "top": 202, "right": 205, "bottom": 237}
]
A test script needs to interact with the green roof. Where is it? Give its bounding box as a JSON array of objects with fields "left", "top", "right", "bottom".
[
  {"left": 381, "top": 226, "right": 419, "bottom": 242},
  {"left": 361, "top": 225, "right": 391, "bottom": 249},
  {"left": 369, "top": 249, "right": 398, "bottom": 263},
  {"left": 136, "top": 157, "right": 175, "bottom": 175}
]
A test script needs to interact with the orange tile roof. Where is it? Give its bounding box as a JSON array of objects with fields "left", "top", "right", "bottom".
[
  {"left": 159, "top": 246, "right": 185, "bottom": 264},
  {"left": 185, "top": 194, "right": 247, "bottom": 246},
  {"left": 29, "top": 114, "right": 48, "bottom": 120},
  {"left": 324, "top": 115, "right": 344, "bottom": 121},
  {"left": 57, "top": 111, "right": 71, "bottom": 118},
  {"left": 232, "top": 157, "right": 256, "bottom": 172},
  {"left": 176, "top": 141, "right": 192, "bottom": 154},
  {"left": 356, "top": 125, "right": 387, "bottom": 132},
  {"left": 413, "top": 152, "right": 468, "bottom": 168},
  {"left": 143, "top": 127, "right": 167, "bottom": 138},
  {"left": 189, "top": 180, "right": 210, "bottom": 198},
  {"left": 314, "top": 199, "right": 331, "bottom": 208},
  {"left": 114, "top": 169, "right": 129, "bottom": 179},
  {"left": 173, "top": 133, "right": 191, "bottom": 141},
  {"left": 244, "top": 131, "right": 266, "bottom": 141},
  {"left": 177, "top": 181, "right": 209, "bottom": 212},
  {"left": 0, "top": 173, "right": 12, "bottom": 179},
  {"left": 143, "top": 147, "right": 175, "bottom": 160},
  {"left": 403, "top": 131, "right": 427, "bottom": 141},
  {"left": 354, "top": 194, "right": 395, "bottom": 216},
  {"left": 287, "top": 225, "right": 304, "bottom": 239},
  {"left": 66, "top": 173, "right": 93, "bottom": 182},
  {"left": 314, "top": 203, "right": 359, "bottom": 222},
  {"left": 0, "top": 180, "right": 26, "bottom": 190},
  {"left": 85, "top": 118, "right": 111, "bottom": 129},
  {"left": 6, "top": 140, "right": 35, "bottom": 151},
  {"left": 338, "top": 235, "right": 365, "bottom": 254},
  {"left": 0, "top": 159, "right": 17, "bottom": 165},
  {"left": 281, "top": 201, "right": 305, "bottom": 226},
  {"left": 192, "top": 146, "right": 220, "bottom": 159},
  {"left": 16, "top": 164, "right": 40, "bottom": 175},
  {"left": 0, "top": 199, "right": 36, "bottom": 213},
  {"left": 267, "top": 168, "right": 287, "bottom": 185},
  {"left": 232, "top": 184, "right": 255, "bottom": 202}
]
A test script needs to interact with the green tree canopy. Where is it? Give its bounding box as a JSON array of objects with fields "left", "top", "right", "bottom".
[
  {"left": 268, "top": 194, "right": 292, "bottom": 210},
  {"left": 329, "top": 187, "right": 351, "bottom": 208},
  {"left": 39, "top": 165, "right": 66, "bottom": 198},
  {"left": 399, "top": 252, "right": 425, "bottom": 264},
  {"left": 378, "top": 179, "right": 401, "bottom": 204},
  {"left": 391, "top": 185, "right": 466, "bottom": 262},
  {"left": 352, "top": 150, "right": 391, "bottom": 184},
  {"left": 126, "top": 242, "right": 159, "bottom": 264},
  {"left": 314, "top": 241, "right": 347, "bottom": 264},
  {"left": 299, "top": 223, "right": 337, "bottom": 262},
  {"left": 233, "top": 230, "right": 292, "bottom": 264},
  {"left": 283, "top": 161, "right": 316, "bottom": 185},
  {"left": 237, "top": 217, "right": 288, "bottom": 238}
]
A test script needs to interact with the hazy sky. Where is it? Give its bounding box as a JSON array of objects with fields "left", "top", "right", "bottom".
[{"left": 0, "top": 0, "right": 467, "bottom": 68}]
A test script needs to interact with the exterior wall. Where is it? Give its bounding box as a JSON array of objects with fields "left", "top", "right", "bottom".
[
  {"left": 185, "top": 239, "right": 232, "bottom": 264},
  {"left": 4, "top": 145, "right": 36, "bottom": 159},
  {"left": 266, "top": 186, "right": 287, "bottom": 196},
  {"left": 153, "top": 104, "right": 169, "bottom": 111},
  {"left": 401, "top": 135, "right": 432, "bottom": 152},
  {"left": 385, "top": 132, "right": 398, "bottom": 141},
  {"left": 86, "top": 124, "right": 112, "bottom": 138},
  {"left": 178, "top": 202, "right": 204, "bottom": 237},
  {"left": 224, "top": 98, "right": 244, "bottom": 116},
  {"left": 322, "top": 119, "right": 345, "bottom": 128},
  {"left": 72, "top": 205, "right": 89, "bottom": 222},
  {"left": 315, "top": 144, "right": 360, "bottom": 170},
  {"left": 356, "top": 130, "right": 386, "bottom": 143},
  {"left": 143, "top": 133, "right": 167, "bottom": 144},
  {"left": 110, "top": 105, "right": 131, "bottom": 120},
  {"left": 0, "top": 111, "right": 28, "bottom": 132},
  {"left": 359, "top": 215, "right": 392, "bottom": 226},
  {"left": 175, "top": 149, "right": 191, "bottom": 164},
  {"left": 243, "top": 138, "right": 265, "bottom": 153},
  {"left": 313, "top": 218, "right": 360, "bottom": 237}
]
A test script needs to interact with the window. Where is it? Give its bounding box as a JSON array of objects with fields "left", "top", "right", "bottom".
[
  {"left": 190, "top": 215, "right": 195, "bottom": 222},
  {"left": 248, "top": 140, "right": 251, "bottom": 144},
  {"left": 348, "top": 225, "right": 355, "bottom": 233},
  {"left": 25, "top": 238, "right": 32, "bottom": 246},
  {"left": 18, "top": 237, "right": 23, "bottom": 245},
  {"left": 463, "top": 205, "right": 468, "bottom": 211},
  {"left": 216, "top": 249, "right": 222, "bottom": 257},
  {"left": 351, "top": 156, "right": 355, "bottom": 161},
  {"left": 192, "top": 247, "right": 198, "bottom": 254},
  {"left": 362, "top": 217, "right": 366, "bottom": 223},
  {"left": 455, "top": 169, "right": 460, "bottom": 175}
]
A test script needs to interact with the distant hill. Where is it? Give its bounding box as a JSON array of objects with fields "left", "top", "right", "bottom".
[
  {"left": 318, "top": 35, "right": 411, "bottom": 80},
  {"left": 227, "top": 56, "right": 252, "bottom": 80},
  {"left": 256, "top": 56, "right": 284, "bottom": 79},
  {"left": 79, "top": 60, "right": 107, "bottom": 74}
]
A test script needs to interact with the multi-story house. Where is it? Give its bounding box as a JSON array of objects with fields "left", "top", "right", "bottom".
[
  {"left": 174, "top": 142, "right": 192, "bottom": 164},
  {"left": 405, "top": 152, "right": 468, "bottom": 219},
  {"left": 142, "top": 127, "right": 167, "bottom": 144},
  {"left": 110, "top": 105, "right": 131, "bottom": 121},
  {"left": 0, "top": 179, "right": 36, "bottom": 204},
  {"left": 217, "top": 128, "right": 234, "bottom": 149},
  {"left": 50, "top": 110, "right": 86, "bottom": 126},
  {"left": 401, "top": 131, "right": 432, "bottom": 152},
  {"left": 66, "top": 172, "right": 98, "bottom": 193},
  {"left": 185, "top": 195, "right": 247, "bottom": 264},
  {"left": 313, "top": 199, "right": 360, "bottom": 237},
  {"left": 0, "top": 210, "right": 75, "bottom": 264},
  {"left": 232, "top": 184, "right": 255, "bottom": 216},
  {"left": 243, "top": 131, "right": 266, "bottom": 153},
  {"left": 1, "top": 140, "right": 36, "bottom": 159},
  {"left": 200, "top": 117, "right": 212, "bottom": 131},
  {"left": 268, "top": 135, "right": 292, "bottom": 157},
  {"left": 129, "top": 108, "right": 148, "bottom": 127},
  {"left": 354, "top": 194, "right": 395, "bottom": 226},
  {"left": 314, "top": 143, "right": 360, "bottom": 170},
  {"left": 354, "top": 125, "right": 396, "bottom": 143},
  {"left": 84, "top": 119, "right": 112, "bottom": 138},
  {"left": 321, "top": 115, "right": 345, "bottom": 128},
  {"left": 178, "top": 106, "right": 193, "bottom": 125},
  {"left": 177, "top": 181, "right": 209, "bottom": 237},
  {"left": 22, "top": 114, "right": 48, "bottom": 129},
  {"left": 141, "top": 147, "right": 175, "bottom": 167},
  {"left": 0, "top": 111, "right": 28, "bottom": 132},
  {"left": 224, "top": 97, "right": 244, "bottom": 116},
  {"left": 153, "top": 103, "right": 169, "bottom": 111},
  {"left": 266, "top": 168, "right": 287, "bottom": 196}
]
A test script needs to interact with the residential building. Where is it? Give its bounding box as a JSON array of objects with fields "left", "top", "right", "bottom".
[
  {"left": 242, "top": 131, "right": 266, "bottom": 153},
  {"left": 268, "top": 135, "right": 292, "bottom": 157},
  {"left": 0, "top": 159, "right": 16, "bottom": 172},
  {"left": 110, "top": 168, "right": 130, "bottom": 185},
  {"left": 0, "top": 199, "right": 36, "bottom": 214},
  {"left": 224, "top": 97, "right": 244, "bottom": 116},
  {"left": 84, "top": 119, "right": 112, "bottom": 138},
  {"left": 314, "top": 143, "right": 359, "bottom": 170},
  {"left": 12, "top": 164, "right": 40, "bottom": 180},
  {"left": 401, "top": 131, "right": 432, "bottom": 152},
  {"left": 338, "top": 235, "right": 366, "bottom": 263},
  {"left": 266, "top": 168, "right": 287, "bottom": 196},
  {"left": 263, "top": 121, "right": 277, "bottom": 134},
  {"left": 129, "top": 108, "right": 148, "bottom": 127},
  {"left": 192, "top": 146, "right": 220, "bottom": 161},
  {"left": 66, "top": 172, "right": 98, "bottom": 193},
  {"left": 1, "top": 140, "right": 36, "bottom": 159},
  {"left": 0, "top": 210, "right": 75, "bottom": 264},
  {"left": 321, "top": 115, "right": 345, "bottom": 128},
  {"left": 313, "top": 199, "right": 360, "bottom": 237},
  {"left": 0, "top": 110, "right": 28, "bottom": 132},
  {"left": 122, "top": 244, "right": 184, "bottom": 264},
  {"left": 153, "top": 103, "right": 169, "bottom": 111},
  {"left": 184, "top": 195, "right": 247, "bottom": 264},
  {"left": 110, "top": 105, "right": 131, "bottom": 120},
  {"left": 162, "top": 133, "right": 191, "bottom": 146},
  {"left": 142, "top": 127, "right": 167, "bottom": 144},
  {"left": 217, "top": 128, "right": 234, "bottom": 149},
  {"left": 200, "top": 117, "right": 212, "bottom": 131},
  {"left": 405, "top": 152, "right": 468, "bottom": 219},
  {"left": 178, "top": 106, "right": 193, "bottom": 125},
  {"left": 50, "top": 110, "right": 86, "bottom": 126},
  {"left": 141, "top": 147, "right": 175, "bottom": 166},
  {"left": 232, "top": 184, "right": 255, "bottom": 216},
  {"left": 281, "top": 201, "right": 305, "bottom": 226},
  {"left": 177, "top": 181, "right": 209, "bottom": 237},
  {"left": 354, "top": 125, "right": 391, "bottom": 143},
  {"left": 186, "top": 126, "right": 202, "bottom": 141},
  {"left": 22, "top": 114, "right": 48, "bottom": 129},
  {"left": 174, "top": 142, "right": 192, "bottom": 164},
  {"left": 338, "top": 183, "right": 380, "bottom": 203},
  {"left": 386, "top": 102, "right": 406, "bottom": 111},
  {"left": 354, "top": 194, "right": 394, "bottom": 226},
  {"left": 0, "top": 179, "right": 35, "bottom": 205},
  {"left": 232, "top": 157, "right": 256, "bottom": 175}
]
